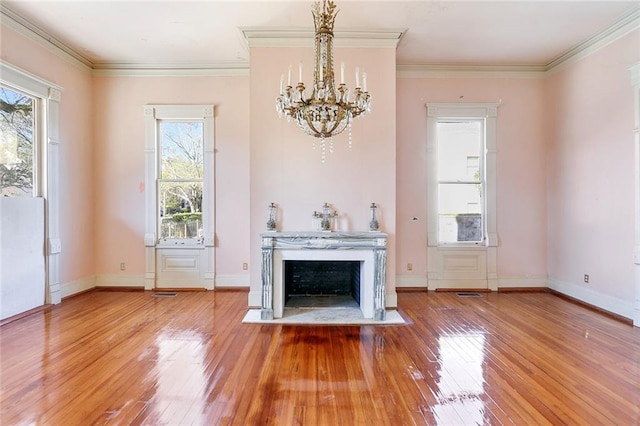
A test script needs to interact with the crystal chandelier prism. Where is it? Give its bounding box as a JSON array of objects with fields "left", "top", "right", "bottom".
[{"left": 275, "top": 0, "right": 372, "bottom": 160}]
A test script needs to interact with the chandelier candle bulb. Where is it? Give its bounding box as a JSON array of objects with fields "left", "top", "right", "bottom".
[
  {"left": 288, "top": 65, "right": 292, "bottom": 86},
  {"left": 363, "top": 71, "right": 367, "bottom": 92},
  {"left": 356, "top": 67, "right": 360, "bottom": 88},
  {"left": 280, "top": 74, "right": 284, "bottom": 94},
  {"left": 299, "top": 62, "right": 303, "bottom": 82},
  {"left": 341, "top": 62, "right": 345, "bottom": 84}
]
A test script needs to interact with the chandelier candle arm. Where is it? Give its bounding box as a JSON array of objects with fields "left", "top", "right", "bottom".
[{"left": 275, "top": 0, "right": 372, "bottom": 152}]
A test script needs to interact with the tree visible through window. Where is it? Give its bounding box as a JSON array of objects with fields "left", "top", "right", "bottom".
[
  {"left": 0, "top": 86, "right": 35, "bottom": 197},
  {"left": 158, "top": 121, "right": 204, "bottom": 241}
]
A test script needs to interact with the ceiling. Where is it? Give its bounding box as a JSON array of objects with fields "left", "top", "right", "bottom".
[{"left": 2, "top": 0, "right": 639, "bottom": 70}]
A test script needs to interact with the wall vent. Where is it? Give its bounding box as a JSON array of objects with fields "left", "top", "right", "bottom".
[
  {"left": 456, "top": 292, "right": 483, "bottom": 298},
  {"left": 153, "top": 292, "right": 178, "bottom": 297}
]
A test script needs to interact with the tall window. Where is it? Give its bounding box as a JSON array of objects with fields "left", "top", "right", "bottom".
[
  {"left": 436, "top": 120, "right": 484, "bottom": 243},
  {"left": 0, "top": 86, "right": 37, "bottom": 197},
  {"left": 144, "top": 105, "right": 214, "bottom": 249},
  {"left": 426, "top": 103, "right": 498, "bottom": 249},
  {"left": 1, "top": 62, "right": 62, "bottom": 303},
  {"left": 158, "top": 121, "right": 204, "bottom": 242}
]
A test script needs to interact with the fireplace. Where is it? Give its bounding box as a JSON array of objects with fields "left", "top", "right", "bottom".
[
  {"left": 284, "top": 260, "right": 361, "bottom": 307},
  {"left": 260, "top": 232, "right": 387, "bottom": 320}
]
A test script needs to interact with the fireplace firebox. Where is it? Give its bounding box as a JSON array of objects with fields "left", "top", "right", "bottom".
[{"left": 284, "top": 260, "right": 361, "bottom": 306}]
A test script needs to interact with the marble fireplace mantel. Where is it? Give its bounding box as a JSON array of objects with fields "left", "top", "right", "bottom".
[{"left": 260, "top": 231, "right": 388, "bottom": 321}]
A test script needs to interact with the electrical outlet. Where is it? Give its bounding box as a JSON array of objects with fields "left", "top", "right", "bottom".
[
  {"left": 407, "top": 263, "right": 413, "bottom": 271},
  {"left": 242, "top": 262, "right": 248, "bottom": 270},
  {"left": 120, "top": 262, "right": 126, "bottom": 271},
  {"left": 584, "top": 274, "right": 589, "bottom": 284}
]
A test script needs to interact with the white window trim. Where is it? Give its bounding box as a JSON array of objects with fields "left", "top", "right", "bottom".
[
  {"left": 427, "top": 103, "right": 498, "bottom": 247},
  {"left": 630, "top": 62, "right": 640, "bottom": 327},
  {"left": 426, "top": 103, "right": 499, "bottom": 290},
  {"left": 144, "top": 105, "right": 215, "bottom": 290},
  {"left": 0, "top": 61, "right": 63, "bottom": 304}
]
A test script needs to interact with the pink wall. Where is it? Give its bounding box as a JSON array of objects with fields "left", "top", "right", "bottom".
[
  {"left": 396, "top": 77, "right": 548, "bottom": 284},
  {"left": 1, "top": 24, "right": 95, "bottom": 285},
  {"left": 4, "top": 15, "right": 637, "bottom": 318},
  {"left": 546, "top": 29, "right": 639, "bottom": 303},
  {"left": 92, "top": 75, "right": 250, "bottom": 279},
  {"left": 248, "top": 46, "right": 397, "bottom": 304}
]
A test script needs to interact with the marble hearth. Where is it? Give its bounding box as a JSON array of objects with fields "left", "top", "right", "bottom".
[{"left": 260, "top": 232, "right": 388, "bottom": 321}]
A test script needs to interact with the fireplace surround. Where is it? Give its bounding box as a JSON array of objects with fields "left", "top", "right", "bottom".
[{"left": 260, "top": 232, "right": 387, "bottom": 320}]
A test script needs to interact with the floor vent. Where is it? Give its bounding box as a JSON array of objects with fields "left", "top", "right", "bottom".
[
  {"left": 456, "top": 292, "right": 483, "bottom": 298},
  {"left": 153, "top": 292, "right": 178, "bottom": 298}
]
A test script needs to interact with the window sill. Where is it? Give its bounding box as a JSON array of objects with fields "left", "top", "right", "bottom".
[
  {"left": 436, "top": 243, "right": 487, "bottom": 250},
  {"left": 156, "top": 240, "right": 205, "bottom": 249}
]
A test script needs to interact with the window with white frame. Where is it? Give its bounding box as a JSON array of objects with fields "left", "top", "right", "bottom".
[
  {"left": 427, "top": 103, "right": 498, "bottom": 248},
  {"left": 158, "top": 120, "right": 204, "bottom": 242},
  {"left": 1, "top": 61, "right": 63, "bottom": 303},
  {"left": 144, "top": 105, "right": 214, "bottom": 248},
  {"left": 437, "top": 119, "right": 484, "bottom": 243},
  {"left": 1, "top": 85, "right": 39, "bottom": 197}
]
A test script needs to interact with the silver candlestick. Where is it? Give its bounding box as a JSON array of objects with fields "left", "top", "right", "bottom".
[
  {"left": 267, "top": 202, "right": 277, "bottom": 231},
  {"left": 369, "top": 202, "right": 379, "bottom": 231}
]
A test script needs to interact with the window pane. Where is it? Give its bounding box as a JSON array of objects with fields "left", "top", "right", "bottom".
[
  {"left": 0, "top": 86, "right": 34, "bottom": 197},
  {"left": 159, "top": 121, "right": 203, "bottom": 180},
  {"left": 159, "top": 180, "right": 203, "bottom": 240},
  {"left": 437, "top": 121, "right": 482, "bottom": 182},
  {"left": 438, "top": 183, "right": 483, "bottom": 243}
]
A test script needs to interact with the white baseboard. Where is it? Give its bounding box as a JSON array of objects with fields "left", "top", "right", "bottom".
[
  {"left": 398, "top": 275, "right": 548, "bottom": 290},
  {"left": 95, "top": 274, "right": 250, "bottom": 290},
  {"left": 96, "top": 274, "right": 145, "bottom": 288},
  {"left": 60, "top": 275, "right": 96, "bottom": 298},
  {"left": 428, "top": 279, "right": 489, "bottom": 290},
  {"left": 498, "top": 276, "right": 548, "bottom": 288},
  {"left": 215, "top": 274, "right": 250, "bottom": 288},
  {"left": 386, "top": 291, "right": 397, "bottom": 308},
  {"left": 548, "top": 278, "right": 633, "bottom": 320},
  {"left": 396, "top": 275, "right": 428, "bottom": 288},
  {"left": 248, "top": 290, "right": 262, "bottom": 308}
]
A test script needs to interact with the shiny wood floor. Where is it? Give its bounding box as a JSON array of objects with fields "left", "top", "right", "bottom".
[{"left": 1, "top": 290, "right": 639, "bottom": 425}]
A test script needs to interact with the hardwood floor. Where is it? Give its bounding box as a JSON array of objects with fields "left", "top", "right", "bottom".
[{"left": 1, "top": 290, "right": 639, "bottom": 425}]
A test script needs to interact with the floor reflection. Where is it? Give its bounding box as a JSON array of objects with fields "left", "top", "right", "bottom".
[
  {"left": 432, "top": 332, "right": 487, "bottom": 425},
  {"left": 152, "top": 330, "right": 207, "bottom": 424}
]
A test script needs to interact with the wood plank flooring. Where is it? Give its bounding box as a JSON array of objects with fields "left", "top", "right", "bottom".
[{"left": 1, "top": 290, "right": 639, "bottom": 425}]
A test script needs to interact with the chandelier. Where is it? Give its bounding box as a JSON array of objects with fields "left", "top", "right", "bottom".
[{"left": 275, "top": 0, "right": 372, "bottom": 161}]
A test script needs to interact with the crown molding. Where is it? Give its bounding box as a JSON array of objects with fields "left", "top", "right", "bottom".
[
  {"left": 1, "top": 4, "right": 250, "bottom": 76},
  {"left": 241, "top": 27, "right": 405, "bottom": 49},
  {"left": 545, "top": 6, "right": 640, "bottom": 76},
  {"left": 397, "top": 64, "right": 547, "bottom": 79},
  {"left": 2, "top": 3, "right": 637, "bottom": 78},
  {"left": 397, "top": 6, "right": 639, "bottom": 80},
  {"left": 1, "top": 4, "right": 92, "bottom": 72},
  {"left": 92, "top": 63, "right": 250, "bottom": 77}
]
